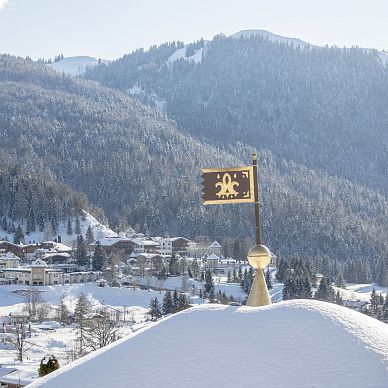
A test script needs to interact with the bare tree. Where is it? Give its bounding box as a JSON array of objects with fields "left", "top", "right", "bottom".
[
  {"left": 56, "top": 296, "right": 70, "bottom": 325},
  {"left": 6, "top": 323, "right": 31, "bottom": 362},
  {"left": 36, "top": 302, "right": 50, "bottom": 323},
  {"left": 84, "top": 314, "right": 119, "bottom": 351},
  {"left": 24, "top": 288, "right": 42, "bottom": 319}
]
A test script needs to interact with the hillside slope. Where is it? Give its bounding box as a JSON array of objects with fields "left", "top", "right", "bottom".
[
  {"left": 85, "top": 33, "right": 388, "bottom": 196},
  {"left": 30, "top": 301, "right": 388, "bottom": 388},
  {"left": 0, "top": 54, "right": 387, "bottom": 264}
]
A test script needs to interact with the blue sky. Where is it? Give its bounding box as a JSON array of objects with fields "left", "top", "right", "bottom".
[{"left": 0, "top": 0, "right": 387, "bottom": 60}]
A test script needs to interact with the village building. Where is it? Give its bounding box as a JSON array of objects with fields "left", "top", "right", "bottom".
[
  {"left": 131, "top": 238, "right": 160, "bottom": 255},
  {"left": 153, "top": 237, "right": 173, "bottom": 255},
  {"left": 0, "top": 241, "right": 37, "bottom": 259},
  {"left": 91, "top": 236, "right": 134, "bottom": 256},
  {"left": 0, "top": 259, "right": 99, "bottom": 286},
  {"left": 207, "top": 241, "right": 222, "bottom": 256},
  {"left": 0, "top": 252, "right": 20, "bottom": 269},
  {"left": 0, "top": 367, "right": 34, "bottom": 387}
]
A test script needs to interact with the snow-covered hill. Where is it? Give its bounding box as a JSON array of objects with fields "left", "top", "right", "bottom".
[
  {"left": 231, "top": 29, "right": 309, "bottom": 48},
  {"left": 230, "top": 29, "right": 388, "bottom": 65},
  {"left": 48, "top": 56, "right": 100, "bottom": 76},
  {"left": 0, "top": 211, "right": 116, "bottom": 247},
  {"left": 30, "top": 300, "right": 388, "bottom": 388}
]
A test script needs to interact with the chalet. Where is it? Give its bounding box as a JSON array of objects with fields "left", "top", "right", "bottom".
[
  {"left": 132, "top": 238, "right": 160, "bottom": 255},
  {"left": 0, "top": 241, "right": 36, "bottom": 259},
  {"left": 169, "top": 237, "right": 191, "bottom": 256},
  {"left": 92, "top": 236, "right": 134, "bottom": 255}
]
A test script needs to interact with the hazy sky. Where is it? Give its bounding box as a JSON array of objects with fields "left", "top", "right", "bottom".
[{"left": 1, "top": 0, "right": 387, "bottom": 60}]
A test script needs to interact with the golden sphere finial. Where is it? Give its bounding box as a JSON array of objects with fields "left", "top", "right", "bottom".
[
  {"left": 252, "top": 152, "right": 257, "bottom": 161},
  {"left": 247, "top": 244, "right": 271, "bottom": 269}
]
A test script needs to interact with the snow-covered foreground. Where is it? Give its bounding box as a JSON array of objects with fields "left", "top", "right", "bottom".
[
  {"left": 31, "top": 300, "right": 388, "bottom": 388},
  {"left": 0, "top": 283, "right": 164, "bottom": 314},
  {"left": 0, "top": 282, "right": 165, "bottom": 385}
]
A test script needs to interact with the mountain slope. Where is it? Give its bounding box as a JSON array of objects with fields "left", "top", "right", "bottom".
[
  {"left": 30, "top": 301, "right": 388, "bottom": 388},
  {"left": 0, "top": 165, "right": 104, "bottom": 243},
  {"left": 0, "top": 54, "right": 387, "bottom": 266},
  {"left": 49, "top": 56, "right": 99, "bottom": 76},
  {"left": 84, "top": 33, "right": 388, "bottom": 196}
]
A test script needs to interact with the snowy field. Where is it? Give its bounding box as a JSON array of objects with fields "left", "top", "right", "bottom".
[
  {"left": 0, "top": 273, "right": 385, "bottom": 386},
  {"left": 0, "top": 282, "right": 166, "bottom": 385},
  {"left": 30, "top": 300, "right": 388, "bottom": 388}
]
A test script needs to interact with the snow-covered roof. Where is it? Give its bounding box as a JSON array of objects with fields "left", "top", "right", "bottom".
[
  {"left": 0, "top": 251, "right": 20, "bottom": 260},
  {"left": 0, "top": 368, "right": 36, "bottom": 385},
  {"left": 207, "top": 253, "right": 220, "bottom": 261},
  {"left": 43, "top": 252, "right": 71, "bottom": 259},
  {"left": 168, "top": 237, "right": 190, "bottom": 243},
  {"left": 131, "top": 238, "right": 159, "bottom": 247},
  {"left": 30, "top": 300, "right": 388, "bottom": 388},
  {"left": 31, "top": 258, "right": 48, "bottom": 268},
  {"left": 93, "top": 237, "right": 131, "bottom": 246},
  {"left": 208, "top": 240, "right": 221, "bottom": 248}
]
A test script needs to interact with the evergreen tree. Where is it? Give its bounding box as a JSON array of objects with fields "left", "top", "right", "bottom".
[
  {"left": 276, "top": 258, "right": 289, "bottom": 282},
  {"left": 204, "top": 270, "right": 214, "bottom": 296},
  {"left": 67, "top": 219, "right": 73, "bottom": 235},
  {"left": 93, "top": 241, "right": 105, "bottom": 271},
  {"left": 76, "top": 234, "right": 88, "bottom": 267},
  {"left": 169, "top": 255, "right": 178, "bottom": 276},
  {"left": 238, "top": 266, "right": 242, "bottom": 282},
  {"left": 232, "top": 267, "right": 237, "bottom": 282},
  {"left": 177, "top": 293, "right": 190, "bottom": 311},
  {"left": 74, "top": 293, "right": 90, "bottom": 354},
  {"left": 85, "top": 225, "right": 94, "bottom": 244},
  {"left": 162, "top": 290, "right": 173, "bottom": 315},
  {"left": 335, "top": 290, "right": 343, "bottom": 305},
  {"left": 241, "top": 268, "right": 253, "bottom": 294},
  {"left": 282, "top": 276, "right": 295, "bottom": 300},
  {"left": 38, "top": 355, "right": 60, "bottom": 377},
  {"left": 334, "top": 273, "right": 345, "bottom": 288},
  {"left": 383, "top": 296, "right": 388, "bottom": 322},
  {"left": 369, "top": 288, "right": 380, "bottom": 318},
  {"left": 37, "top": 212, "right": 45, "bottom": 232},
  {"left": 208, "top": 285, "right": 216, "bottom": 303},
  {"left": 149, "top": 297, "right": 162, "bottom": 320},
  {"left": 75, "top": 216, "right": 81, "bottom": 235},
  {"left": 172, "top": 289, "right": 179, "bottom": 312},
  {"left": 314, "top": 277, "right": 335, "bottom": 302},
  {"left": 265, "top": 268, "right": 273, "bottom": 290},
  {"left": 13, "top": 224, "right": 24, "bottom": 244}
]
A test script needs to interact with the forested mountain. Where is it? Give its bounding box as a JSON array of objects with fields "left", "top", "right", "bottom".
[
  {"left": 0, "top": 54, "right": 387, "bottom": 275},
  {"left": 0, "top": 165, "right": 96, "bottom": 237},
  {"left": 84, "top": 33, "right": 388, "bottom": 196}
]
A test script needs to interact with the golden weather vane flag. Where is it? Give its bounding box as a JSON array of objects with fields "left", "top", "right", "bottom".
[{"left": 201, "top": 166, "right": 255, "bottom": 205}]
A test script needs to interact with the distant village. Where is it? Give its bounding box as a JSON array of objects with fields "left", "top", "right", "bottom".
[{"left": 0, "top": 228, "right": 277, "bottom": 287}]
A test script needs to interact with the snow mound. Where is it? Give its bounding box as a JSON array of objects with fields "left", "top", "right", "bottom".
[
  {"left": 231, "top": 29, "right": 309, "bottom": 48},
  {"left": 49, "top": 56, "right": 99, "bottom": 76},
  {"left": 30, "top": 300, "right": 388, "bottom": 388}
]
